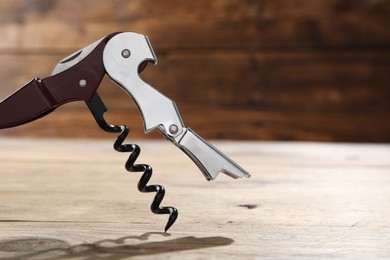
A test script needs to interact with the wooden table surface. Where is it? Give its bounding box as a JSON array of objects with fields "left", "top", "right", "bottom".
[{"left": 0, "top": 138, "right": 389, "bottom": 259}]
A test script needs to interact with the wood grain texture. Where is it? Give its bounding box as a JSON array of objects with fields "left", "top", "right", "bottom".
[
  {"left": 0, "top": 138, "right": 389, "bottom": 258},
  {"left": 0, "top": 0, "right": 389, "bottom": 50},
  {"left": 0, "top": 0, "right": 389, "bottom": 141}
]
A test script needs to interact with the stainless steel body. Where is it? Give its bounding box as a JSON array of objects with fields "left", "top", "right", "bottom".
[{"left": 102, "top": 32, "right": 250, "bottom": 180}]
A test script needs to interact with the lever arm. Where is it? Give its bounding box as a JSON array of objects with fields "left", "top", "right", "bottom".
[
  {"left": 102, "top": 33, "right": 250, "bottom": 180},
  {"left": 103, "top": 32, "right": 184, "bottom": 138}
]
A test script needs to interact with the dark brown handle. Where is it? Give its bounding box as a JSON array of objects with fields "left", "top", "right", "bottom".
[
  {"left": 0, "top": 32, "right": 121, "bottom": 130},
  {"left": 0, "top": 78, "right": 56, "bottom": 129}
]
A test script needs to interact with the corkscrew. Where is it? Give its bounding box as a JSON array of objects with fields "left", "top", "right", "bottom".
[
  {"left": 86, "top": 93, "right": 178, "bottom": 232},
  {"left": 0, "top": 32, "right": 250, "bottom": 231}
]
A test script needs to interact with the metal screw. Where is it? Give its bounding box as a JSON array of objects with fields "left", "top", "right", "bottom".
[
  {"left": 79, "top": 79, "right": 87, "bottom": 88},
  {"left": 121, "top": 49, "right": 131, "bottom": 58},
  {"left": 169, "top": 124, "right": 179, "bottom": 135}
]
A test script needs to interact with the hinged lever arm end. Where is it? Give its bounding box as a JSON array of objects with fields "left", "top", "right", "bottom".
[{"left": 175, "top": 128, "right": 250, "bottom": 181}]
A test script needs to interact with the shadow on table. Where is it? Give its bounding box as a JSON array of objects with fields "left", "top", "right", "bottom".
[{"left": 0, "top": 232, "right": 234, "bottom": 259}]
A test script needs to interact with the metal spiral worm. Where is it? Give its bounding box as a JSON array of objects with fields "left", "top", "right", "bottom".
[{"left": 86, "top": 94, "right": 178, "bottom": 232}]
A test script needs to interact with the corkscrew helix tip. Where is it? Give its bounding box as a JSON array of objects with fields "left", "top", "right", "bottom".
[{"left": 86, "top": 93, "right": 178, "bottom": 232}]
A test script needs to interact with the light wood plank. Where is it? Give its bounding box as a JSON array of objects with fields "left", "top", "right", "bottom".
[{"left": 0, "top": 138, "right": 389, "bottom": 258}]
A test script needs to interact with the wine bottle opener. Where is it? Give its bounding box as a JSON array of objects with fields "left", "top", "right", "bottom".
[{"left": 0, "top": 32, "right": 250, "bottom": 231}]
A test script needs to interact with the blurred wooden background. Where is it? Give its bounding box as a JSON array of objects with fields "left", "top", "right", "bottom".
[{"left": 0, "top": 0, "right": 389, "bottom": 142}]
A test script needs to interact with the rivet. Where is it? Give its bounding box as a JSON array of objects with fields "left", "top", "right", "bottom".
[
  {"left": 169, "top": 124, "right": 179, "bottom": 135},
  {"left": 79, "top": 79, "right": 87, "bottom": 88},
  {"left": 121, "top": 49, "right": 131, "bottom": 58}
]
